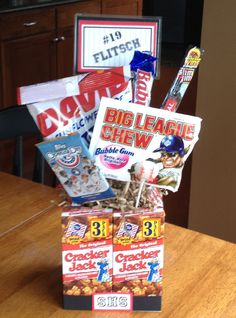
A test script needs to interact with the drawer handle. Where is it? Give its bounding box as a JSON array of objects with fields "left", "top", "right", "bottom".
[
  {"left": 23, "top": 21, "right": 38, "bottom": 27},
  {"left": 52, "top": 36, "right": 65, "bottom": 42}
]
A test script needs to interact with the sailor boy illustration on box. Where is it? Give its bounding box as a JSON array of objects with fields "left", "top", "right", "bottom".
[
  {"left": 97, "top": 258, "right": 111, "bottom": 282},
  {"left": 147, "top": 258, "right": 161, "bottom": 282}
]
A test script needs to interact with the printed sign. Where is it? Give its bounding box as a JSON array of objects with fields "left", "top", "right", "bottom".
[
  {"left": 92, "top": 293, "right": 133, "bottom": 311},
  {"left": 74, "top": 15, "right": 161, "bottom": 77}
]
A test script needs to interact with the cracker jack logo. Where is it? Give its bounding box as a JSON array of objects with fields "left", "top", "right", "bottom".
[
  {"left": 115, "top": 250, "right": 160, "bottom": 273},
  {"left": 47, "top": 145, "right": 82, "bottom": 168}
]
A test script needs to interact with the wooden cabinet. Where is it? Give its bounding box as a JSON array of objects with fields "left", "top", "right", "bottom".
[
  {"left": 0, "top": 0, "right": 143, "bottom": 108},
  {"left": 0, "top": 8, "right": 55, "bottom": 40},
  {"left": 56, "top": 1, "right": 101, "bottom": 78},
  {"left": 0, "top": 7, "right": 57, "bottom": 107},
  {"left": 0, "top": 0, "right": 102, "bottom": 108},
  {"left": 1, "top": 32, "right": 57, "bottom": 107},
  {"left": 102, "top": 0, "right": 143, "bottom": 15}
]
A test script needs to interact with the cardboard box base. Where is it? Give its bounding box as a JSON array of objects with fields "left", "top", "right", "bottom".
[{"left": 63, "top": 295, "right": 162, "bottom": 311}]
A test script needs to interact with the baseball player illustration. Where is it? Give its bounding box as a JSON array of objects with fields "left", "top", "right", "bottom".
[
  {"left": 129, "top": 135, "right": 189, "bottom": 190},
  {"left": 150, "top": 135, "right": 187, "bottom": 188}
]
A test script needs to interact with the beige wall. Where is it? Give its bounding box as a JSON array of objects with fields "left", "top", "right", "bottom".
[{"left": 188, "top": 0, "right": 236, "bottom": 242}]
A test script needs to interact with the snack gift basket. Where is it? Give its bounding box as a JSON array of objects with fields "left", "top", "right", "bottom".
[
  {"left": 17, "top": 13, "right": 202, "bottom": 312},
  {"left": 61, "top": 187, "right": 165, "bottom": 311}
]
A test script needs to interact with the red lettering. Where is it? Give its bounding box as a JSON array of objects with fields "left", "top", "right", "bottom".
[
  {"left": 164, "top": 98, "right": 177, "bottom": 112},
  {"left": 104, "top": 108, "right": 133, "bottom": 127},
  {"left": 75, "top": 91, "right": 95, "bottom": 112},
  {"left": 109, "top": 81, "right": 129, "bottom": 97},
  {"left": 100, "top": 125, "right": 113, "bottom": 140},
  {"left": 135, "top": 70, "right": 151, "bottom": 106},
  {"left": 65, "top": 252, "right": 74, "bottom": 262},
  {"left": 143, "top": 115, "right": 156, "bottom": 131},
  {"left": 165, "top": 120, "right": 176, "bottom": 135},
  {"left": 104, "top": 108, "right": 118, "bottom": 124},
  {"left": 122, "top": 129, "right": 134, "bottom": 146},
  {"left": 134, "top": 132, "right": 153, "bottom": 149},
  {"left": 101, "top": 125, "right": 153, "bottom": 148},
  {"left": 111, "top": 127, "right": 126, "bottom": 142},
  {"left": 69, "top": 260, "right": 96, "bottom": 271},
  {"left": 115, "top": 250, "right": 159, "bottom": 263},
  {"left": 185, "top": 124, "right": 195, "bottom": 141},
  {"left": 64, "top": 250, "right": 109, "bottom": 262},
  {"left": 119, "top": 261, "right": 146, "bottom": 272},
  {"left": 138, "top": 70, "right": 151, "bottom": 81},
  {"left": 60, "top": 97, "right": 80, "bottom": 125},
  {"left": 134, "top": 113, "right": 144, "bottom": 130},
  {"left": 136, "top": 89, "right": 148, "bottom": 104},
  {"left": 138, "top": 80, "right": 147, "bottom": 93},
  {"left": 175, "top": 122, "right": 194, "bottom": 141},
  {"left": 178, "top": 123, "right": 188, "bottom": 139},
  {"left": 36, "top": 108, "right": 58, "bottom": 137},
  {"left": 97, "top": 87, "right": 109, "bottom": 99},
  {"left": 153, "top": 118, "right": 165, "bottom": 135},
  {"left": 121, "top": 112, "right": 133, "bottom": 127}
]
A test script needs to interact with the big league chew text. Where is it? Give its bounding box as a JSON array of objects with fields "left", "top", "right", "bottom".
[{"left": 100, "top": 107, "right": 196, "bottom": 149}]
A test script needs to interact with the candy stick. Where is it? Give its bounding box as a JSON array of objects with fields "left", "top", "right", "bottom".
[
  {"left": 122, "top": 181, "right": 130, "bottom": 196},
  {"left": 130, "top": 50, "right": 157, "bottom": 106},
  {"left": 135, "top": 181, "right": 145, "bottom": 208},
  {"left": 160, "top": 46, "right": 202, "bottom": 112}
]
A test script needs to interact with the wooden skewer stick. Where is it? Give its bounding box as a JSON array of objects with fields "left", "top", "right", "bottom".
[
  {"left": 122, "top": 181, "right": 130, "bottom": 196},
  {"left": 135, "top": 180, "right": 145, "bottom": 208}
]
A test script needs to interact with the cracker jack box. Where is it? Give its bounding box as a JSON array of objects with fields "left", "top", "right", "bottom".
[
  {"left": 62, "top": 207, "right": 113, "bottom": 310},
  {"left": 113, "top": 208, "right": 164, "bottom": 312}
]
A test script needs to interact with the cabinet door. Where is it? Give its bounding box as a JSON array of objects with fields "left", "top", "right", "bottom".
[
  {"left": 57, "top": 1, "right": 102, "bottom": 29},
  {"left": 56, "top": 28, "right": 74, "bottom": 78},
  {"left": 56, "top": 0, "right": 101, "bottom": 78},
  {"left": 102, "top": 0, "right": 143, "bottom": 16},
  {"left": 1, "top": 32, "right": 57, "bottom": 107}
]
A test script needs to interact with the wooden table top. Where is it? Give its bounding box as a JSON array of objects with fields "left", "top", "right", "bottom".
[
  {"left": 0, "top": 172, "right": 64, "bottom": 237},
  {"left": 0, "top": 173, "right": 236, "bottom": 318}
]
